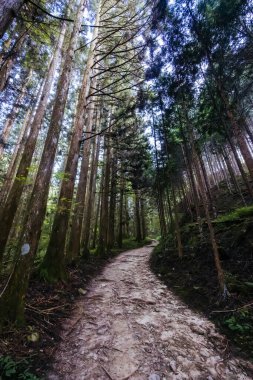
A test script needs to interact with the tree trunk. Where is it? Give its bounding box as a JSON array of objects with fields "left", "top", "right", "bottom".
[
  {"left": 0, "top": 106, "right": 33, "bottom": 205},
  {"left": 135, "top": 189, "right": 142, "bottom": 242},
  {"left": 0, "top": 0, "right": 86, "bottom": 324},
  {"left": 82, "top": 132, "right": 101, "bottom": 254},
  {"left": 41, "top": 5, "right": 101, "bottom": 278},
  {"left": 198, "top": 153, "right": 216, "bottom": 217},
  {"left": 227, "top": 133, "right": 253, "bottom": 199},
  {"left": 191, "top": 139, "right": 227, "bottom": 294},
  {"left": 67, "top": 104, "right": 96, "bottom": 260},
  {"left": 171, "top": 184, "right": 183, "bottom": 258},
  {"left": 0, "top": 25, "right": 28, "bottom": 91},
  {"left": 204, "top": 148, "right": 219, "bottom": 188},
  {"left": 234, "top": 124, "right": 253, "bottom": 180},
  {"left": 0, "top": 69, "right": 32, "bottom": 157},
  {"left": 92, "top": 186, "right": 101, "bottom": 250},
  {"left": 0, "top": 22, "right": 66, "bottom": 264},
  {"left": 97, "top": 123, "right": 111, "bottom": 256},
  {"left": 222, "top": 146, "right": 246, "bottom": 205},
  {"left": 107, "top": 154, "right": 117, "bottom": 250},
  {"left": 0, "top": 0, "right": 24, "bottom": 38},
  {"left": 140, "top": 195, "right": 146, "bottom": 240},
  {"left": 151, "top": 111, "right": 167, "bottom": 237},
  {"left": 124, "top": 193, "right": 129, "bottom": 239},
  {"left": 117, "top": 175, "right": 124, "bottom": 248}
]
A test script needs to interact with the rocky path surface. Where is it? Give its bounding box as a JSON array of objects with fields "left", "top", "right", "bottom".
[{"left": 48, "top": 244, "right": 253, "bottom": 380}]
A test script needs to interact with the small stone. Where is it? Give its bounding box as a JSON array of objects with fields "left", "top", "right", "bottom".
[
  {"left": 27, "top": 332, "right": 39, "bottom": 342},
  {"left": 78, "top": 288, "right": 87, "bottom": 295},
  {"left": 169, "top": 361, "right": 177, "bottom": 373},
  {"left": 149, "top": 374, "right": 160, "bottom": 380}
]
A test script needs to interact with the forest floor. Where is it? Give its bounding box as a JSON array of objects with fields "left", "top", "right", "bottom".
[{"left": 46, "top": 243, "right": 253, "bottom": 380}]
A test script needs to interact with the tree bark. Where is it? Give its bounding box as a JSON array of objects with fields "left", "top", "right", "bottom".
[
  {"left": 140, "top": 195, "right": 146, "bottom": 240},
  {"left": 135, "top": 189, "right": 142, "bottom": 242},
  {"left": 227, "top": 133, "right": 253, "bottom": 199},
  {"left": 171, "top": 184, "right": 183, "bottom": 258},
  {"left": 0, "top": 22, "right": 66, "bottom": 264},
  {"left": 117, "top": 175, "right": 124, "bottom": 248},
  {"left": 222, "top": 146, "right": 246, "bottom": 204},
  {"left": 92, "top": 185, "right": 101, "bottom": 250},
  {"left": 67, "top": 104, "right": 96, "bottom": 260},
  {"left": 107, "top": 153, "right": 117, "bottom": 250},
  {"left": 82, "top": 132, "right": 101, "bottom": 254},
  {"left": 97, "top": 121, "right": 112, "bottom": 256},
  {"left": 0, "top": 0, "right": 86, "bottom": 324},
  {"left": 0, "top": 25, "right": 28, "bottom": 91},
  {"left": 190, "top": 136, "right": 226, "bottom": 294},
  {"left": 0, "top": 69, "right": 32, "bottom": 157},
  {"left": 0, "top": 0, "right": 24, "bottom": 38},
  {"left": 41, "top": 3, "right": 101, "bottom": 278},
  {"left": 0, "top": 106, "right": 33, "bottom": 205}
]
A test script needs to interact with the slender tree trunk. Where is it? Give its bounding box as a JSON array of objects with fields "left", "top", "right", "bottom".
[
  {"left": 198, "top": 153, "right": 216, "bottom": 217},
  {"left": 0, "top": 23, "right": 66, "bottom": 264},
  {"left": 67, "top": 104, "right": 97, "bottom": 260},
  {"left": 0, "top": 69, "right": 32, "bottom": 157},
  {"left": 171, "top": 184, "right": 183, "bottom": 258},
  {"left": 41, "top": 5, "right": 101, "bottom": 278},
  {"left": 205, "top": 147, "right": 220, "bottom": 189},
  {"left": 97, "top": 123, "right": 111, "bottom": 256},
  {"left": 140, "top": 195, "right": 146, "bottom": 241},
  {"left": 0, "top": 107, "right": 33, "bottom": 205},
  {"left": 0, "top": 0, "right": 24, "bottom": 38},
  {"left": 0, "top": 77, "right": 45, "bottom": 203},
  {"left": 222, "top": 146, "right": 246, "bottom": 205},
  {"left": 0, "top": 0, "right": 86, "bottom": 324},
  {"left": 234, "top": 125, "right": 253, "bottom": 180},
  {"left": 135, "top": 189, "right": 142, "bottom": 242},
  {"left": 107, "top": 154, "right": 117, "bottom": 250},
  {"left": 151, "top": 110, "right": 167, "bottom": 237},
  {"left": 180, "top": 139, "right": 201, "bottom": 225},
  {"left": 117, "top": 175, "right": 124, "bottom": 248},
  {"left": 242, "top": 118, "right": 253, "bottom": 146},
  {"left": 180, "top": 179, "right": 193, "bottom": 221},
  {"left": 82, "top": 132, "right": 101, "bottom": 254},
  {"left": 191, "top": 138, "right": 227, "bottom": 294},
  {"left": 124, "top": 193, "right": 129, "bottom": 239},
  {"left": 0, "top": 25, "right": 28, "bottom": 91},
  {"left": 214, "top": 78, "right": 253, "bottom": 180},
  {"left": 92, "top": 186, "right": 101, "bottom": 250},
  {"left": 216, "top": 152, "right": 232, "bottom": 191},
  {"left": 227, "top": 133, "right": 253, "bottom": 199}
]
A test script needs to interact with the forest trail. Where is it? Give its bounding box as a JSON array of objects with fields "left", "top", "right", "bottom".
[{"left": 48, "top": 244, "right": 253, "bottom": 380}]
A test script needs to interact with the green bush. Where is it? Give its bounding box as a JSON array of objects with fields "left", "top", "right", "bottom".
[
  {"left": 224, "top": 310, "right": 253, "bottom": 334},
  {"left": 0, "top": 356, "right": 41, "bottom": 380}
]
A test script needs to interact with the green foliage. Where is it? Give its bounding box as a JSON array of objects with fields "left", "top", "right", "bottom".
[
  {"left": 54, "top": 171, "right": 71, "bottom": 182},
  {"left": 0, "top": 356, "right": 41, "bottom": 380},
  {"left": 224, "top": 310, "right": 253, "bottom": 334},
  {"left": 214, "top": 206, "right": 253, "bottom": 223}
]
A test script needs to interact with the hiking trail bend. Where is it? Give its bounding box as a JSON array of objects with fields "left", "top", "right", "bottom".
[{"left": 48, "top": 244, "right": 253, "bottom": 380}]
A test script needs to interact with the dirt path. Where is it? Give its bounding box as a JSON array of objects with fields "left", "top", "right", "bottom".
[{"left": 48, "top": 244, "right": 253, "bottom": 380}]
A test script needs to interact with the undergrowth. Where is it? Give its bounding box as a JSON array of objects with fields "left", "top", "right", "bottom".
[
  {"left": 0, "top": 356, "right": 41, "bottom": 380},
  {"left": 214, "top": 205, "right": 253, "bottom": 223},
  {"left": 151, "top": 205, "right": 253, "bottom": 360}
]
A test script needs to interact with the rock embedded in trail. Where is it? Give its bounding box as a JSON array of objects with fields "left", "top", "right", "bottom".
[
  {"left": 48, "top": 245, "right": 253, "bottom": 380},
  {"left": 149, "top": 374, "right": 160, "bottom": 380}
]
